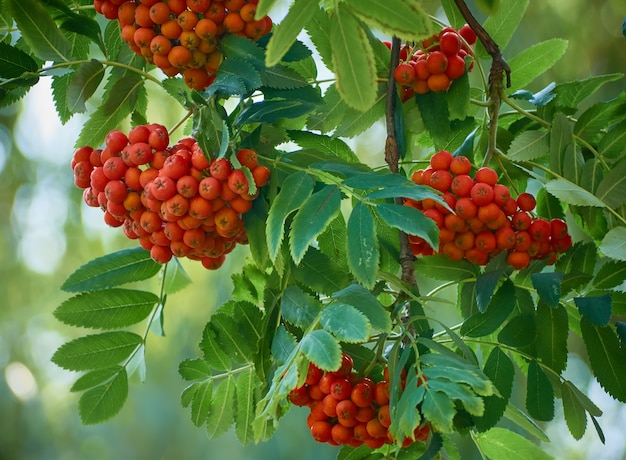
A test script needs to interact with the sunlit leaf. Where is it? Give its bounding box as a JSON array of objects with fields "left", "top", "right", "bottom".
[
  {"left": 52, "top": 331, "right": 142, "bottom": 371},
  {"left": 78, "top": 367, "right": 128, "bottom": 425},
  {"left": 599, "top": 226, "right": 626, "bottom": 261},
  {"left": 300, "top": 329, "right": 342, "bottom": 372},
  {"left": 474, "top": 427, "right": 553, "bottom": 460}
]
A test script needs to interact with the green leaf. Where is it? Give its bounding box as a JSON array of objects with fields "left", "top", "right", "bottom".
[
  {"left": 343, "top": 172, "right": 410, "bottom": 190},
  {"left": 208, "top": 58, "right": 261, "bottom": 97},
  {"left": 292, "top": 248, "right": 350, "bottom": 295},
  {"left": 318, "top": 213, "right": 348, "bottom": 270},
  {"left": 332, "top": 284, "right": 392, "bottom": 332},
  {"left": 163, "top": 258, "right": 192, "bottom": 294},
  {"left": 237, "top": 99, "right": 315, "bottom": 125},
  {"left": 61, "top": 247, "right": 161, "bottom": 292},
  {"left": 536, "top": 187, "right": 565, "bottom": 220},
  {"left": 0, "top": 42, "right": 39, "bottom": 84},
  {"left": 78, "top": 367, "right": 128, "bottom": 425},
  {"left": 526, "top": 360, "right": 555, "bottom": 421},
  {"left": 266, "top": 171, "right": 314, "bottom": 261},
  {"left": 474, "top": 427, "right": 553, "bottom": 460},
  {"left": 598, "top": 118, "right": 626, "bottom": 160},
  {"left": 536, "top": 303, "right": 568, "bottom": 373},
  {"left": 415, "top": 254, "right": 479, "bottom": 282},
  {"left": 287, "top": 130, "right": 358, "bottom": 163},
  {"left": 530, "top": 272, "right": 563, "bottom": 307},
  {"left": 545, "top": 178, "right": 607, "bottom": 207},
  {"left": 235, "top": 368, "right": 260, "bottom": 445},
  {"left": 51, "top": 73, "right": 72, "bottom": 124},
  {"left": 595, "top": 158, "right": 626, "bottom": 209},
  {"left": 52, "top": 331, "right": 142, "bottom": 371},
  {"left": 498, "top": 313, "right": 536, "bottom": 348},
  {"left": 70, "top": 366, "right": 123, "bottom": 392},
  {"left": 178, "top": 358, "right": 212, "bottom": 381},
  {"left": 477, "top": 0, "right": 529, "bottom": 58},
  {"left": 366, "top": 184, "right": 442, "bottom": 203},
  {"left": 475, "top": 269, "right": 505, "bottom": 313},
  {"left": 333, "top": 84, "right": 387, "bottom": 138},
  {"left": 265, "top": 0, "right": 319, "bottom": 67},
  {"left": 193, "top": 102, "right": 229, "bottom": 161},
  {"left": 206, "top": 376, "right": 236, "bottom": 438},
  {"left": 259, "top": 64, "right": 309, "bottom": 89},
  {"left": 54, "top": 289, "right": 157, "bottom": 329},
  {"left": 66, "top": 60, "right": 104, "bottom": 113},
  {"left": 392, "top": 373, "right": 426, "bottom": 438},
  {"left": 507, "top": 39, "right": 568, "bottom": 92},
  {"left": 599, "top": 226, "right": 626, "bottom": 261},
  {"left": 508, "top": 130, "right": 549, "bottom": 161},
  {"left": 475, "top": 347, "right": 514, "bottom": 432},
  {"left": 207, "top": 312, "right": 257, "bottom": 364},
  {"left": 592, "top": 261, "right": 626, "bottom": 290},
  {"left": 281, "top": 286, "right": 322, "bottom": 329},
  {"left": 581, "top": 318, "right": 626, "bottom": 402},
  {"left": 200, "top": 323, "right": 232, "bottom": 372},
  {"left": 6, "top": 0, "right": 72, "bottom": 62},
  {"left": 189, "top": 380, "right": 213, "bottom": 427},
  {"left": 300, "top": 329, "right": 342, "bottom": 372},
  {"left": 461, "top": 278, "right": 515, "bottom": 337},
  {"left": 420, "top": 354, "right": 493, "bottom": 396},
  {"left": 344, "top": 0, "right": 433, "bottom": 42},
  {"left": 574, "top": 294, "right": 612, "bottom": 326},
  {"left": 290, "top": 185, "right": 341, "bottom": 264},
  {"left": 346, "top": 202, "right": 379, "bottom": 288},
  {"left": 555, "top": 73, "right": 624, "bottom": 110},
  {"left": 320, "top": 303, "right": 371, "bottom": 343},
  {"left": 220, "top": 34, "right": 264, "bottom": 69},
  {"left": 561, "top": 380, "right": 587, "bottom": 440},
  {"left": 574, "top": 93, "right": 626, "bottom": 143},
  {"left": 415, "top": 91, "right": 451, "bottom": 151},
  {"left": 330, "top": 5, "right": 377, "bottom": 111},
  {"left": 375, "top": 203, "right": 439, "bottom": 249}
]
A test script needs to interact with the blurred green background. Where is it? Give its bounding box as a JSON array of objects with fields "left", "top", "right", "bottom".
[{"left": 1, "top": 1, "right": 625, "bottom": 459}]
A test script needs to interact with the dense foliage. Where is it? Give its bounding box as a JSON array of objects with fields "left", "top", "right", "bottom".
[{"left": 1, "top": 0, "right": 625, "bottom": 458}]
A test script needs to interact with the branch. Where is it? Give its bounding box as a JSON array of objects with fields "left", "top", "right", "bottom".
[{"left": 384, "top": 37, "right": 417, "bottom": 288}]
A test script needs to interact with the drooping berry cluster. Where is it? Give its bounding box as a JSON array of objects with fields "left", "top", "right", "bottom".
[
  {"left": 94, "top": 0, "right": 272, "bottom": 90},
  {"left": 390, "top": 24, "right": 477, "bottom": 99},
  {"left": 288, "top": 354, "right": 430, "bottom": 448},
  {"left": 405, "top": 150, "right": 572, "bottom": 270},
  {"left": 71, "top": 123, "right": 270, "bottom": 269}
]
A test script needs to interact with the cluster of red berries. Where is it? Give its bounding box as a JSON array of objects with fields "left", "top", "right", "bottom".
[
  {"left": 94, "top": 0, "right": 272, "bottom": 90},
  {"left": 71, "top": 123, "right": 270, "bottom": 269},
  {"left": 390, "top": 24, "right": 477, "bottom": 99},
  {"left": 405, "top": 150, "right": 572, "bottom": 270},
  {"left": 288, "top": 354, "right": 430, "bottom": 448}
]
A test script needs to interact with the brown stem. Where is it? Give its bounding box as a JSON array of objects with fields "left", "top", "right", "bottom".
[{"left": 453, "top": 0, "right": 511, "bottom": 163}]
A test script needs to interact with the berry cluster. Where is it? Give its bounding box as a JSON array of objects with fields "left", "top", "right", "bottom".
[
  {"left": 94, "top": 0, "right": 272, "bottom": 90},
  {"left": 71, "top": 123, "right": 270, "bottom": 269},
  {"left": 288, "top": 354, "right": 430, "bottom": 448},
  {"left": 391, "top": 24, "right": 477, "bottom": 99},
  {"left": 405, "top": 150, "right": 572, "bottom": 270}
]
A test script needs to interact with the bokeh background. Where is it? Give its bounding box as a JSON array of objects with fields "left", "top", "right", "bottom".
[{"left": 1, "top": 1, "right": 625, "bottom": 459}]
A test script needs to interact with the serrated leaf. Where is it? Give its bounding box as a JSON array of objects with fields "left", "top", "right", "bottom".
[
  {"left": 508, "top": 130, "right": 549, "bottom": 161},
  {"left": 52, "top": 331, "right": 142, "bottom": 372},
  {"left": 598, "top": 118, "right": 626, "bottom": 160},
  {"left": 330, "top": 6, "right": 377, "bottom": 112},
  {"left": 209, "top": 58, "right": 262, "bottom": 97},
  {"left": 599, "top": 226, "right": 626, "bottom": 261},
  {"left": 526, "top": 360, "right": 555, "bottom": 421},
  {"left": 206, "top": 376, "right": 236, "bottom": 438},
  {"left": 421, "top": 389, "right": 456, "bottom": 433},
  {"left": 555, "top": 73, "right": 624, "bottom": 110},
  {"left": 235, "top": 368, "right": 260, "bottom": 445},
  {"left": 266, "top": 171, "right": 314, "bottom": 261},
  {"left": 474, "top": 347, "right": 514, "bottom": 432},
  {"left": 497, "top": 313, "right": 535, "bottom": 348},
  {"left": 536, "top": 303, "right": 568, "bottom": 373},
  {"left": 366, "top": 184, "right": 442, "bottom": 203},
  {"left": 265, "top": 0, "right": 319, "bottom": 67},
  {"left": 193, "top": 101, "right": 229, "bottom": 160},
  {"left": 343, "top": 172, "right": 409, "bottom": 190},
  {"left": 392, "top": 372, "right": 426, "bottom": 439},
  {"left": 477, "top": 0, "right": 529, "bottom": 59},
  {"left": 507, "top": 39, "right": 568, "bottom": 92},
  {"left": 271, "top": 325, "right": 298, "bottom": 366},
  {"left": 260, "top": 64, "right": 309, "bottom": 89},
  {"left": 179, "top": 358, "right": 212, "bottom": 381},
  {"left": 536, "top": 187, "right": 565, "bottom": 220},
  {"left": 66, "top": 60, "right": 104, "bottom": 113},
  {"left": 220, "top": 34, "right": 265, "bottom": 69},
  {"left": 318, "top": 213, "right": 348, "bottom": 270},
  {"left": 332, "top": 284, "right": 392, "bottom": 332},
  {"left": 592, "top": 261, "right": 626, "bottom": 290},
  {"left": 415, "top": 254, "right": 479, "bottom": 282},
  {"left": 346, "top": 202, "right": 379, "bottom": 289},
  {"left": 574, "top": 94, "right": 626, "bottom": 143},
  {"left": 61, "top": 247, "right": 161, "bottom": 292},
  {"left": 300, "top": 329, "right": 342, "bottom": 372},
  {"left": 375, "top": 203, "right": 439, "bottom": 249},
  {"left": 474, "top": 427, "right": 553, "bottom": 460},
  {"left": 200, "top": 323, "right": 232, "bottom": 372},
  {"left": 290, "top": 185, "right": 341, "bottom": 264},
  {"left": 320, "top": 303, "right": 371, "bottom": 343},
  {"left": 530, "top": 272, "right": 563, "bottom": 307},
  {"left": 461, "top": 279, "right": 515, "bottom": 337},
  {"left": 54, "top": 289, "right": 157, "bottom": 329},
  {"left": 344, "top": 0, "right": 433, "bottom": 42},
  {"left": 561, "top": 381, "right": 587, "bottom": 440},
  {"left": 281, "top": 285, "right": 322, "bottom": 329},
  {"left": 208, "top": 312, "right": 257, "bottom": 364},
  {"left": 420, "top": 354, "right": 493, "bottom": 396},
  {"left": 190, "top": 380, "right": 213, "bottom": 427},
  {"left": 70, "top": 366, "right": 122, "bottom": 392},
  {"left": 0, "top": 42, "right": 39, "bottom": 84},
  {"left": 237, "top": 99, "right": 315, "bottom": 125},
  {"left": 545, "top": 178, "right": 606, "bottom": 207},
  {"left": 595, "top": 159, "right": 626, "bottom": 209},
  {"left": 574, "top": 294, "right": 612, "bottom": 327},
  {"left": 475, "top": 269, "right": 505, "bottom": 313},
  {"left": 78, "top": 367, "right": 127, "bottom": 425},
  {"left": 7, "top": 0, "right": 72, "bottom": 62},
  {"left": 287, "top": 130, "right": 358, "bottom": 163},
  {"left": 292, "top": 247, "right": 350, "bottom": 295},
  {"left": 334, "top": 84, "right": 387, "bottom": 138},
  {"left": 415, "top": 91, "right": 451, "bottom": 151},
  {"left": 51, "top": 73, "right": 72, "bottom": 124},
  {"left": 163, "top": 258, "right": 192, "bottom": 294}
]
